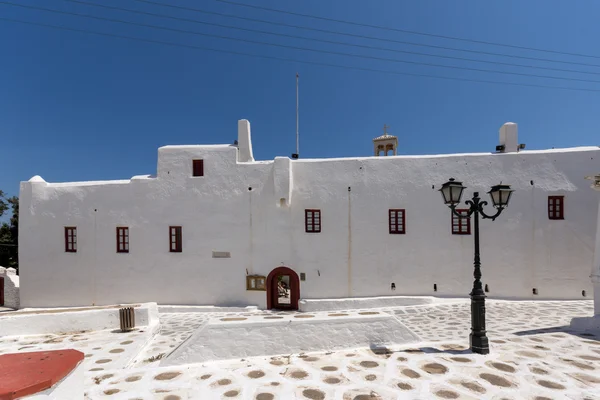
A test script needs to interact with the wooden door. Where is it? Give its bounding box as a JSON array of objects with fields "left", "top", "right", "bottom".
[{"left": 266, "top": 267, "right": 300, "bottom": 310}]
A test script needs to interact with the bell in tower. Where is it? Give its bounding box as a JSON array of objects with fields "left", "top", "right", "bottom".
[{"left": 373, "top": 124, "right": 398, "bottom": 156}]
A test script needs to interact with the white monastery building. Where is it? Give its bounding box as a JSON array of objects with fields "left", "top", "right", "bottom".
[{"left": 17, "top": 121, "right": 600, "bottom": 310}]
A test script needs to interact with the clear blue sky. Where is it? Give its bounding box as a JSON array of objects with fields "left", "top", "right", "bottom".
[{"left": 1, "top": 0, "right": 599, "bottom": 198}]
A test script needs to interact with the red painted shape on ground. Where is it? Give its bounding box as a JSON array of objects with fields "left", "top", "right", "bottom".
[{"left": 0, "top": 349, "right": 84, "bottom": 400}]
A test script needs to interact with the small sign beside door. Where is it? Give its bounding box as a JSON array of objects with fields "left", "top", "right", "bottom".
[{"left": 246, "top": 275, "right": 266, "bottom": 291}]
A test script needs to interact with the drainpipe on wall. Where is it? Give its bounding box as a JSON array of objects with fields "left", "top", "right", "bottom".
[
  {"left": 347, "top": 187, "right": 352, "bottom": 297},
  {"left": 530, "top": 183, "right": 536, "bottom": 298},
  {"left": 92, "top": 208, "right": 97, "bottom": 306},
  {"left": 248, "top": 188, "right": 253, "bottom": 275},
  {"left": 590, "top": 180, "right": 600, "bottom": 316}
]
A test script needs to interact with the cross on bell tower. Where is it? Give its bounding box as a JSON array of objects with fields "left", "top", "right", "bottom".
[{"left": 373, "top": 124, "right": 398, "bottom": 156}]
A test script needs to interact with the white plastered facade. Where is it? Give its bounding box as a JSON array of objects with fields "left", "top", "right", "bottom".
[{"left": 18, "top": 121, "right": 600, "bottom": 308}]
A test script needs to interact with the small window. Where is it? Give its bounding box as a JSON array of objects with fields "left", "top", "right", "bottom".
[
  {"left": 116, "top": 227, "right": 129, "bottom": 253},
  {"left": 305, "top": 209, "right": 321, "bottom": 233},
  {"left": 169, "top": 226, "right": 182, "bottom": 252},
  {"left": 389, "top": 209, "right": 406, "bottom": 234},
  {"left": 192, "top": 159, "right": 204, "bottom": 177},
  {"left": 246, "top": 275, "right": 266, "bottom": 291},
  {"left": 452, "top": 209, "right": 471, "bottom": 235},
  {"left": 548, "top": 196, "right": 564, "bottom": 220},
  {"left": 65, "top": 227, "right": 77, "bottom": 252}
]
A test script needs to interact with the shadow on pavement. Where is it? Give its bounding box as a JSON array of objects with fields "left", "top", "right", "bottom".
[{"left": 513, "top": 325, "right": 599, "bottom": 341}]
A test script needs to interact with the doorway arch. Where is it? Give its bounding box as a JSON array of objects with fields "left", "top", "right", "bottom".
[{"left": 266, "top": 266, "right": 300, "bottom": 310}]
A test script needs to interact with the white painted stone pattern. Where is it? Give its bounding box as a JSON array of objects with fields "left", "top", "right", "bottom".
[
  {"left": 18, "top": 121, "right": 600, "bottom": 307},
  {"left": 298, "top": 295, "right": 433, "bottom": 312},
  {"left": 162, "top": 312, "right": 420, "bottom": 365},
  {"left": 0, "top": 267, "right": 19, "bottom": 309}
]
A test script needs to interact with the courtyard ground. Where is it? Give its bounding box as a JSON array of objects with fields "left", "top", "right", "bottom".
[{"left": 0, "top": 299, "right": 598, "bottom": 399}]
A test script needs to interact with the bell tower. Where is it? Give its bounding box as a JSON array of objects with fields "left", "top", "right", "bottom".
[{"left": 373, "top": 124, "right": 398, "bottom": 156}]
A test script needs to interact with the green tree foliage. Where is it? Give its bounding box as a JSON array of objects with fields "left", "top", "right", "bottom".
[
  {"left": 0, "top": 190, "right": 18, "bottom": 271},
  {"left": 0, "top": 190, "right": 7, "bottom": 217}
]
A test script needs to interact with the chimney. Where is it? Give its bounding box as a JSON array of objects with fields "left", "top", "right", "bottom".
[
  {"left": 237, "top": 119, "right": 255, "bottom": 162},
  {"left": 498, "top": 122, "right": 518, "bottom": 153}
]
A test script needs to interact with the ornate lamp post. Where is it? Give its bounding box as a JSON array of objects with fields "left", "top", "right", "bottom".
[{"left": 439, "top": 178, "right": 514, "bottom": 354}]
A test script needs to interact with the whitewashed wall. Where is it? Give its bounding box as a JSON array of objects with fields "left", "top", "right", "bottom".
[
  {"left": 18, "top": 121, "right": 600, "bottom": 308},
  {"left": 0, "top": 267, "right": 20, "bottom": 309}
]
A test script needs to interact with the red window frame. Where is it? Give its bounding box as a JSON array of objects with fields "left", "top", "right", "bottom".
[
  {"left": 64, "top": 227, "right": 77, "bottom": 252},
  {"left": 389, "top": 209, "right": 406, "bottom": 234},
  {"left": 192, "top": 159, "right": 204, "bottom": 177},
  {"left": 169, "top": 226, "right": 182, "bottom": 252},
  {"left": 548, "top": 196, "right": 564, "bottom": 220},
  {"left": 116, "top": 227, "right": 129, "bottom": 253},
  {"left": 305, "top": 209, "right": 321, "bottom": 233},
  {"left": 452, "top": 209, "right": 471, "bottom": 235}
]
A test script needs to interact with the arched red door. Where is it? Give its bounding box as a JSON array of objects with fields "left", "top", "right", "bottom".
[{"left": 266, "top": 267, "right": 300, "bottom": 310}]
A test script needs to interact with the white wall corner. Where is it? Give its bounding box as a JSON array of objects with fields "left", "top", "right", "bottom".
[
  {"left": 19, "top": 181, "right": 34, "bottom": 214},
  {"left": 499, "top": 122, "right": 519, "bottom": 153},
  {"left": 237, "top": 119, "right": 255, "bottom": 163},
  {"left": 20, "top": 176, "right": 45, "bottom": 214}
]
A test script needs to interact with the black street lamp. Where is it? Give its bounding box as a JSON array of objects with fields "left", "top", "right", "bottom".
[{"left": 439, "top": 178, "right": 514, "bottom": 355}]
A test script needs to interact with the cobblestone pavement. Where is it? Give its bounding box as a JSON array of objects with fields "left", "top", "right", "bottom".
[
  {"left": 82, "top": 300, "right": 600, "bottom": 399},
  {"left": 396, "top": 300, "right": 593, "bottom": 342},
  {"left": 131, "top": 313, "right": 212, "bottom": 367}
]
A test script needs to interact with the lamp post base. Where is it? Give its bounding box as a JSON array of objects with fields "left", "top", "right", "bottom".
[
  {"left": 470, "top": 292, "right": 490, "bottom": 355},
  {"left": 470, "top": 332, "right": 490, "bottom": 355}
]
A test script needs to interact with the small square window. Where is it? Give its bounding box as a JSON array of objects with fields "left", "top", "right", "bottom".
[
  {"left": 389, "top": 209, "right": 406, "bottom": 234},
  {"left": 452, "top": 209, "right": 471, "bottom": 235},
  {"left": 116, "top": 227, "right": 129, "bottom": 253},
  {"left": 305, "top": 209, "right": 321, "bottom": 233},
  {"left": 548, "top": 196, "right": 564, "bottom": 220},
  {"left": 65, "top": 227, "right": 77, "bottom": 252},
  {"left": 246, "top": 275, "right": 266, "bottom": 291},
  {"left": 169, "top": 226, "right": 182, "bottom": 252},
  {"left": 192, "top": 159, "right": 204, "bottom": 177}
]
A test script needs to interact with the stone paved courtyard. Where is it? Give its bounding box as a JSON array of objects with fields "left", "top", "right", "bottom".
[
  {"left": 1, "top": 300, "right": 599, "bottom": 399},
  {"left": 131, "top": 313, "right": 212, "bottom": 367}
]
